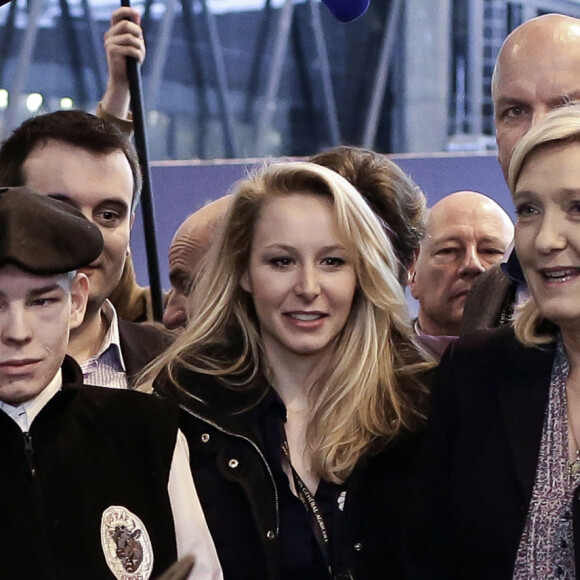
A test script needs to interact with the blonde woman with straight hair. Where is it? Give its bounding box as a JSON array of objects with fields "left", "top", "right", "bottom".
[
  {"left": 139, "top": 161, "right": 433, "bottom": 580},
  {"left": 425, "top": 103, "right": 580, "bottom": 578}
]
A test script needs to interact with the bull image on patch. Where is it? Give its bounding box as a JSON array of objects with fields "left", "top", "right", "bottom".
[
  {"left": 111, "top": 524, "right": 144, "bottom": 573},
  {"left": 101, "top": 506, "right": 154, "bottom": 580}
]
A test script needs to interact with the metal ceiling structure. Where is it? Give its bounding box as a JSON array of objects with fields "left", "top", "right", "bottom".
[
  {"left": 0, "top": 0, "right": 579, "bottom": 159},
  {"left": 448, "top": 0, "right": 580, "bottom": 151},
  {"left": 0, "top": 0, "right": 406, "bottom": 158}
]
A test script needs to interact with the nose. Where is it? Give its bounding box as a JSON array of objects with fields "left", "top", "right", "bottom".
[
  {"left": 532, "top": 104, "right": 552, "bottom": 128},
  {"left": 458, "top": 245, "right": 486, "bottom": 278},
  {"left": 294, "top": 265, "right": 321, "bottom": 300},
  {"left": 163, "top": 290, "right": 188, "bottom": 330},
  {"left": 1, "top": 306, "right": 32, "bottom": 345},
  {"left": 534, "top": 211, "right": 567, "bottom": 255}
]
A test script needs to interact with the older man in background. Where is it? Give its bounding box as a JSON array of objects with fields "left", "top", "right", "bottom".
[
  {"left": 462, "top": 13, "right": 580, "bottom": 334},
  {"left": 409, "top": 190, "right": 513, "bottom": 358},
  {"left": 493, "top": 13, "right": 580, "bottom": 179},
  {"left": 163, "top": 196, "right": 231, "bottom": 330}
]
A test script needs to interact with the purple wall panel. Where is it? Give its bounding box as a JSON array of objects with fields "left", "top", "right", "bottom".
[{"left": 131, "top": 153, "right": 510, "bottom": 288}]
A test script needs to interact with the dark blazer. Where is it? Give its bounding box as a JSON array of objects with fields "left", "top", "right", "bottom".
[
  {"left": 425, "top": 326, "right": 575, "bottom": 579},
  {"left": 118, "top": 319, "right": 174, "bottom": 387}
]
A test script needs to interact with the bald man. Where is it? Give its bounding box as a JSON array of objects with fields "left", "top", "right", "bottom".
[
  {"left": 163, "top": 196, "right": 231, "bottom": 330},
  {"left": 461, "top": 14, "right": 580, "bottom": 335},
  {"left": 409, "top": 191, "right": 513, "bottom": 356},
  {"left": 493, "top": 13, "right": 580, "bottom": 180}
]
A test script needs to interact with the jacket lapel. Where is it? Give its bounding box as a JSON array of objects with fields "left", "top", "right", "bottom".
[
  {"left": 118, "top": 319, "right": 174, "bottom": 387},
  {"left": 497, "top": 338, "right": 556, "bottom": 502}
]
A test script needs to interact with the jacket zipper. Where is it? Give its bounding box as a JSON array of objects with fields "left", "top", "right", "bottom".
[
  {"left": 23, "top": 431, "right": 58, "bottom": 580},
  {"left": 180, "top": 404, "right": 280, "bottom": 537},
  {"left": 23, "top": 432, "right": 36, "bottom": 476}
]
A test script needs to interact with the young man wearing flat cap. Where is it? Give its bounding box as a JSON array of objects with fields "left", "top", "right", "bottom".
[
  {"left": 0, "top": 110, "right": 171, "bottom": 390},
  {"left": 0, "top": 188, "right": 222, "bottom": 579}
]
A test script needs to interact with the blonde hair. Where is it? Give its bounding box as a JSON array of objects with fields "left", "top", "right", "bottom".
[
  {"left": 139, "top": 161, "right": 433, "bottom": 483},
  {"left": 508, "top": 103, "right": 580, "bottom": 346}
]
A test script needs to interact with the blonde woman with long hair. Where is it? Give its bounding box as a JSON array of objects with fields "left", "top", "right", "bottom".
[
  {"left": 140, "top": 161, "right": 433, "bottom": 580},
  {"left": 426, "top": 104, "right": 580, "bottom": 578}
]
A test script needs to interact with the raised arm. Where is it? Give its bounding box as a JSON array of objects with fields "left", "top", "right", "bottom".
[{"left": 100, "top": 6, "right": 146, "bottom": 122}]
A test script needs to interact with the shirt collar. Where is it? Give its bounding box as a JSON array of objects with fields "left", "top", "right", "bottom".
[
  {"left": 414, "top": 318, "right": 457, "bottom": 339},
  {"left": 246, "top": 385, "right": 287, "bottom": 422},
  {"left": 93, "top": 300, "right": 126, "bottom": 372},
  {"left": 414, "top": 319, "right": 457, "bottom": 360},
  {"left": 0, "top": 369, "right": 63, "bottom": 431}
]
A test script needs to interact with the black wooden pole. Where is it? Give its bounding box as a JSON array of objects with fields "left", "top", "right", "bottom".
[{"left": 120, "top": 0, "right": 164, "bottom": 321}]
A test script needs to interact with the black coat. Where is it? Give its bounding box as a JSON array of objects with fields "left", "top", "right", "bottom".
[
  {"left": 170, "top": 369, "right": 428, "bottom": 580},
  {"left": 0, "top": 356, "right": 179, "bottom": 579},
  {"left": 333, "top": 428, "right": 427, "bottom": 580},
  {"left": 424, "top": 325, "right": 580, "bottom": 579}
]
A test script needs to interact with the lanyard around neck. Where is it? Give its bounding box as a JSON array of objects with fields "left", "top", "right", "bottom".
[{"left": 281, "top": 439, "right": 332, "bottom": 577}]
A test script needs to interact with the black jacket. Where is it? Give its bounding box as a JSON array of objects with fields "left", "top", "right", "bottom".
[
  {"left": 424, "top": 325, "right": 575, "bottom": 579},
  {"left": 460, "top": 263, "right": 517, "bottom": 335},
  {"left": 0, "top": 356, "right": 180, "bottom": 579},
  {"left": 169, "top": 369, "right": 427, "bottom": 580},
  {"left": 118, "top": 318, "right": 175, "bottom": 387}
]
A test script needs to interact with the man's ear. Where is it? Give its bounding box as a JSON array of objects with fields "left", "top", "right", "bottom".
[
  {"left": 69, "top": 273, "right": 89, "bottom": 330},
  {"left": 407, "top": 248, "right": 419, "bottom": 283},
  {"left": 240, "top": 270, "right": 251, "bottom": 293},
  {"left": 408, "top": 252, "right": 420, "bottom": 300}
]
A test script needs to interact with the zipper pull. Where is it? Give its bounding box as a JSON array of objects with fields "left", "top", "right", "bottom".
[{"left": 23, "top": 432, "right": 36, "bottom": 477}]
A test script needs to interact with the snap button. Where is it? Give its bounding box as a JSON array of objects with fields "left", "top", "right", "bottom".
[
  {"left": 201, "top": 433, "right": 210, "bottom": 443},
  {"left": 228, "top": 459, "right": 239, "bottom": 469},
  {"left": 353, "top": 543, "right": 363, "bottom": 552},
  {"left": 266, "top": 530, "right": 276, "bottom": 540}
]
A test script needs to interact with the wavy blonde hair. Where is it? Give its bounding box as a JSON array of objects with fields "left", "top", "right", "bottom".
[
  {"left": 508, "top": 103, "right": 580, "bottom": 346},
  {"left": 139, "top": 161, "right": 433, "bottom": 483}
]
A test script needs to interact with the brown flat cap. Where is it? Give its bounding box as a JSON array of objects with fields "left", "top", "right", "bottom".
[{"left": 0, "top": 186, "right": 104, "bottom": 275}]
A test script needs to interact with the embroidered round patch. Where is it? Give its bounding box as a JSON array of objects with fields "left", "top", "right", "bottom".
[{"left": 101, "top": 506, "right": 154, "bottom": 580}]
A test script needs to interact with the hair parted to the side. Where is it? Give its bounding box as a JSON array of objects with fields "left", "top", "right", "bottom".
[
  {"left": 310, "top": 146, "right": 426, "bottom": 285},
  {"left": 508, "top": 103, "right": 580, "bottom": 346},
  {"left": 0, "top": 110, "right": 142, "bottom": 211},
  {"left": 138, "top": 161, "right": 434, "bottom": 483}
]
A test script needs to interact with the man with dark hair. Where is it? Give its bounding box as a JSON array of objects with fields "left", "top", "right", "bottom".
[
  {"left": 0, "top": 110, "right": 171, "bottom": 388},
  {"left": 0, "top": 187, "right": 221, "bottom": 579},
  {"left": 0, "top": 110, "right": 142, "bottom": 210}
]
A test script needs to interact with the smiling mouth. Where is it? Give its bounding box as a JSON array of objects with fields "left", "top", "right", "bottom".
[
  {"left": 541, "top": 268, "right": 580, "bottom": 283},
  {"left": 286, "top": 312, "right": 326, "bottom": 321}
]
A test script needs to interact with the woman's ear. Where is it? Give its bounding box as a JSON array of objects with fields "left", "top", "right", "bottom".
[{"left": 240, "top": 270, "right": 252, "bottom": 293}]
